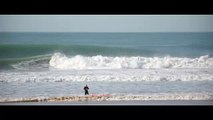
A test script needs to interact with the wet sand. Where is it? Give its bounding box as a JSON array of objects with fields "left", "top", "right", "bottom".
[
  {"left": 1, "top": 94, "right": 213, "bottom": 105},
  {"left": 1, "top": 100, "right": 213, "bottom": 105}
]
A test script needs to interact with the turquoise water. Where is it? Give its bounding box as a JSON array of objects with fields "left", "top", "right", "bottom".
[
  {"left": 0, "top": 32, "right": 213, "bottom": 70},
  {"left": 1, "top": 32, "right": 213, "bottom": 58}
]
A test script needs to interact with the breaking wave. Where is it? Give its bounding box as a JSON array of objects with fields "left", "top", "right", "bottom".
[
  {"left": 49, "top": 52, "right": 213, "bottom": 70},
  {"left": 9, "top": 54, "right": 51, "bottom": 70},
  {"left": 7, "top": 52, "right": 213, "bottom": 72},
  {"left": 1, "top": 68, "right": 213, "bottom": 82}
]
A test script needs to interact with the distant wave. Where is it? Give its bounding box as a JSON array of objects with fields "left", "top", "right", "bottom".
[
  {"left": 0, "top": 44, "right": 144, "bottom": 58},
  {"left": 11, "top": 54, "right": 51, "bottom": 70},
  {"left": 0, "top": 54, "right": 51, "bottom": 70},
  {"left": 49, "top": 52, "right": 213, "bottom": 70}
]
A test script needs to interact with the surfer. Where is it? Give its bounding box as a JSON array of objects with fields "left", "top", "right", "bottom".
[{"left": 84, "top": 85, "right": 89, "bottom": 95}]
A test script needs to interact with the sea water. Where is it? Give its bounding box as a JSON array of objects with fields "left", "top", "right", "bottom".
[{"left": 0, "top": 32, "right": 213, "bottom": 101}]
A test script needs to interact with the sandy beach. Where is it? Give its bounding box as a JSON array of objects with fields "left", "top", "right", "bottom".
[
  {"left": 1, "top": 94, "right": 213, "bottom": 105},
  {"left": 1, "top": 100, "right": 213, "bottom": 106}
]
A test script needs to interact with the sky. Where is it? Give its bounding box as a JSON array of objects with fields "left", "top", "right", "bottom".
[{"left": 0, "top": 15, "right": 213, "bottom": 32}]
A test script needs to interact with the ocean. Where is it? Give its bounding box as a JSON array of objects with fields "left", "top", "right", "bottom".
[{"left": 0, "top": 32, "right": 213, "bottom": 102}]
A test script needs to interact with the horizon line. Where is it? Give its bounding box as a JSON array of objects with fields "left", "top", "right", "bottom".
[{"left": 1, "top": 31, "right": 213, "bottom": 33}]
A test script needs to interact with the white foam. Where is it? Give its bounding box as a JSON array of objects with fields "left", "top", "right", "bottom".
[
  {"left": 1, "top": 68, "right": 213, "bottom": 82},
  {"left": 49, "top": 53, "right": 213, "bottom": 70}
]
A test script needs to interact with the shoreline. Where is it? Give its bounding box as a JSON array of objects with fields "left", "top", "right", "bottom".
[
  {"left": 1, "top": 93, "right": 213, "bottom": 104},
  {"left": 1, "top": 100, "right": 213, "bottom": 105}
]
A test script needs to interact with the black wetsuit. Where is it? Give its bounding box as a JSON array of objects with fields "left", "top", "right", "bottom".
[{"left": 84, "top": 86, "right": 89, "bottom": 95}]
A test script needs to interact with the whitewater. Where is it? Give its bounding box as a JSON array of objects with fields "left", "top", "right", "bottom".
[
  {"left": 49, "top": 53, "right": 213, "bottom": 69},
  {"left": 0, "top": 52, "right": 212, "bottom": 83},
  {"left": 1, "top": 32, "right": 213, "bottom": 102}
]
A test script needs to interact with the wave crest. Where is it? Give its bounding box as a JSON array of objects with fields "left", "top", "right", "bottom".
[
  {"left": 49, "top": 53, "right": 213, "bottom": 69},
  {"left": 11, "top": 54, "right": 51, "bottom": 70}
]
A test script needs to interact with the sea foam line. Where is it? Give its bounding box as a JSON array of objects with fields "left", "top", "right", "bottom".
[{"left": 1, "top": 68, "right": 213, "bottom": 82}]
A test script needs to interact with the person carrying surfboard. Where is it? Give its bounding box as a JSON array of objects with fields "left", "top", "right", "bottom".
[{"left": 84, "top": 85, "right": 89, "bottom": 95}]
